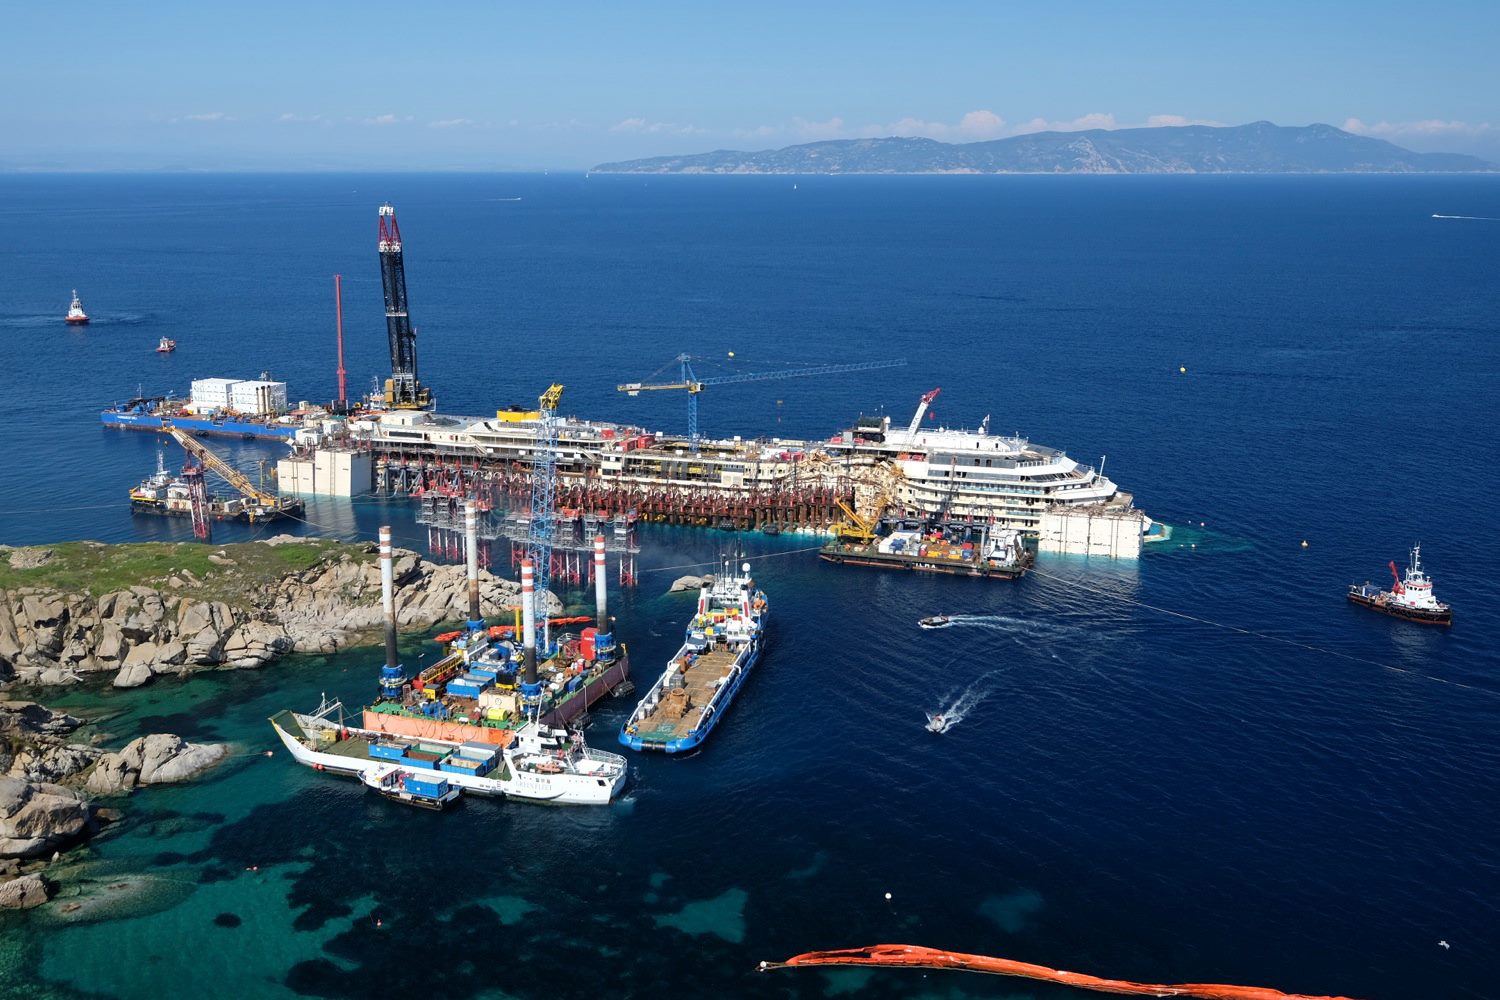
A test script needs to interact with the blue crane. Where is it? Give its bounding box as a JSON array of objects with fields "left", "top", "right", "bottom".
[
  {"left": 526, "top": 383, "right": 565, "bottom": 654},
  {"left": 618, "top": 353, "right": 907, "bottom": 451}
]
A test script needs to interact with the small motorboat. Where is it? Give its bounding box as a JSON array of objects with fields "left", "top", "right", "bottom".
[
  {"left": 65, "top": 290, "right": 89, "bottom": 325},
  {"left": 926, "top": 713, "right": 951, "bottom": 734},
  {"left": 360, "top": 764, "right": 461, "bottom": 811},
  {"left": 918, "top": 615, "right": 952, "bottom": 630},
  {"left": 155, "top": 337, "right": 177, "bottom": 353}
]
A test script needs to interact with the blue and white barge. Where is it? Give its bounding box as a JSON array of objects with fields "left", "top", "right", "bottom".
[{"left": 619, "top": 561, "right": 768, "bottom": 753}]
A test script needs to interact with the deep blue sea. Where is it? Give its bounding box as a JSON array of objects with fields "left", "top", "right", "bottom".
[{"left": 1, "top": 173, "right": 1498, "bottom": 999}]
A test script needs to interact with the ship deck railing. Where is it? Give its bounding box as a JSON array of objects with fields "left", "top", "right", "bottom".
[{"left": 580, "top": 745, "right": 627, "bottom": 768}]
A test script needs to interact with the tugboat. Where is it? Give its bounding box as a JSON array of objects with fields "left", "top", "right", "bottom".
[
  {"left": 1348, "top": 544, "right": 1453, "bottom": 625},
  {"left": 918, "top": 615, "right": 953, "bottom": 630},
  {"left": 620, "top": 559, "right": 769, "bottom": 753},
  {"left": 155, "top": 337, "right": 177, "bottom": 353},
  {"left": 65, "top": 290, "right": 89, "bottom": 325}
]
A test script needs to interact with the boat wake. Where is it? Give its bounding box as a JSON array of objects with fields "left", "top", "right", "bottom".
[
  {"left": 1432, "top": 213, "right": 1500, "bottom": 221},
  {"left": 929, "top": 670, "right": 1003, "bottom": 733},
  {"left": 941, "top": 614, "right": 1082, "bottom": 642}
]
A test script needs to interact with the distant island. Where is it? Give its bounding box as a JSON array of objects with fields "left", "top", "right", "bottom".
[{"left": 592, "top": 121, "right": 1494, "bottom": 175}]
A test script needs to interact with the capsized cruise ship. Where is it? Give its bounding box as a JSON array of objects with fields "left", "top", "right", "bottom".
[
  {"left": 278, "top": 388, "right": 1151, "bottom": 555},
  {"left": 826, "top": 389, "right": 1142, "bottom": 533}
]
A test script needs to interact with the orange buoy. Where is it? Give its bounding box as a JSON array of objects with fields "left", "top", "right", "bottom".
[{"left": 758, "top": 945, "right": 1363, "bottom": 1000}]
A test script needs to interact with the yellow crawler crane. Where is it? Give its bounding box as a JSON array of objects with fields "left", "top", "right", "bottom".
[
  {"left": 807, "top": 450, "right": 904, "bottom": 542},
  {"left": 831, "top": 498, "right": 879, "bottom": 543},
  {"left": 168, "top": 428, "right": 293, "bottom": 514}
]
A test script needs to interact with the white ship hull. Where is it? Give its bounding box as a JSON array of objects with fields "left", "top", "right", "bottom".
[{"left": 271, "top": 711, "right": 626, "bottom": 806}]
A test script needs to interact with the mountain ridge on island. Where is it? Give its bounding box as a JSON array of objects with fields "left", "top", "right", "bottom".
[{"left": 592, "top": 121, "right": 1494, "bottom": 174}]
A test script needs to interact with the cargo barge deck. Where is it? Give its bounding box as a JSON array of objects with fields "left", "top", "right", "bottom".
[{"left": 621, "top": 562, "right": 768, "bottom": 754}]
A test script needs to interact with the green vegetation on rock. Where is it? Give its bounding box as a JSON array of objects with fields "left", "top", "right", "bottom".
[{"left": 0, "top": 540, "right": 370, "bottom": 612}]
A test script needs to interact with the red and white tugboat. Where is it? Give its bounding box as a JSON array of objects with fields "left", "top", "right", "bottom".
[
  {"left": 155, "top": 337, "right": 177, "bottom": 353},
  {"left": 1348, "top": 544, "right": 1452, "bottom": 625},
  {"left": 65, "top": 290, "right": 89, "bottom": 325}
]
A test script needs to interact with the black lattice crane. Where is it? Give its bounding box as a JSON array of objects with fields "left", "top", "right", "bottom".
[{"left": 377, "top": 203, "right": 433, "bottom": 410}]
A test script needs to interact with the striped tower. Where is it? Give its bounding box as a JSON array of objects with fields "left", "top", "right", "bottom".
[
  {"left": 593, "top": 534, "right": 616, "bottom": 663},
  {"left": 378, "top": 526, "right": 404, "bottom": 697},
  {"left": 465, "top": 500, "right": 483, "bottom": 631},
  {"left": 520, "top": 559, "right": 541, "bottom": 710}
]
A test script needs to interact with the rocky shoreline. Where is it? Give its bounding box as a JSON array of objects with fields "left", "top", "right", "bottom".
[
  {"left": 0, "top": 535, "right": 558, "bottom": 909},
  {"left": 1, "top": 700, "right": 226, "bottom": 908},
  {"left": 1, "top": 536, "right": 556, "bottom": 690}
]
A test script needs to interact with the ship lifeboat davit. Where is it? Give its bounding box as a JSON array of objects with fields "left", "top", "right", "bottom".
[{"left": 65, "top": 289, "right": 89, "bottom": 325}]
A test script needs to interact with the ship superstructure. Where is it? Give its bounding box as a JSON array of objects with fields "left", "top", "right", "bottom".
[
  {"left": 620, "top": 560, "right": 768, "bottom": 753},
  {"left": 65, "top": 290, "right": 89, "bottom": 325},
  {"left": 826, "top": 388, "right": 1135, "bottom": 532}
]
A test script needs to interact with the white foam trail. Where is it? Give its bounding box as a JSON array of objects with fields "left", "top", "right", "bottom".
[
  {"left": 1432, "top": 214, "right": 1500, "bottom": 221},
  {"left": 930, "top": 669, "right": 1004, "bottom": 731},
  {"left": 944, "top": 614, "right": 1080, "bottom": 640}
]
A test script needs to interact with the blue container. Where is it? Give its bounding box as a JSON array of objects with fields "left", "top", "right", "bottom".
[
  {"left": 404, "top": 774, "right": 448, "bottom": 796},
  {"left": 440, "top": 759, "right": 480, "bottom": 775},
  {"left": 369, "top": 743, "right": 406, "bottom": 761},
  {"left": 468, "top": 667, "right": 500, "bottom": 682}
]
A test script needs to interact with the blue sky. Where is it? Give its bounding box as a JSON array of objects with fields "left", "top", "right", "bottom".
[{"left": 4, "top": 1, "right": 1496, "bottom": 170}]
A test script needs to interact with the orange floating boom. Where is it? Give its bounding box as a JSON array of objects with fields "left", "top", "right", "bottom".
[{"left": 757, "top": 945, "right": 1364, "bottom": 1000}]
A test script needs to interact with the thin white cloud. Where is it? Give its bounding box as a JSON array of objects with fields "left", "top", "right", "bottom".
[
  {"left": 429, "top": 118, "right": 474, "bottom": 129},
  {"left": 793, "top": 117, "right": 847, "bottom": 140},
  {"left": 179, "top": 112, "right": 230, "bottom": 123},
  {"left": 1145, "top": 114, "right": 1221, "bottom": 127},
  {"left": 277, "top": 113, "right": 322, "bottom": 123},
  {"left": 733, "top": 125, "right": 778, "bottom": 139},
  {"left": 1343, "top": 117, "right": 1493, "bottom": 139},
  {"left": 365, "top": 114, "right": 411, "bottom": 126},
  {"left": 737, "top": 110, "right": 1231, "bottom": 146},
  {"left": 1012, "top": 112, "right": 1118, "bottom": 135},
  {"left": 610, "top": 117, "right": 703, "bottom": 135},
  {"left": 858, "top": 109, "right": 1009, "bottom": 140}
]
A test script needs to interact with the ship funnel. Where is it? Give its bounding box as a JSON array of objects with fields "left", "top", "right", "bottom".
[
  {"left": 521, "top": 558, "right": 538, "bottom": 687},
  {"left": 465, "top": 500, "right": 482, "bottom": 629},
  {"left": 378, "top": 526, "right": 404, "bottom": 697},
  {"left": 593, "top": 535, "right": 608, "bottom": 628},
  {"left": 697, "top": 577, "right": 712, "bottom": 617}
]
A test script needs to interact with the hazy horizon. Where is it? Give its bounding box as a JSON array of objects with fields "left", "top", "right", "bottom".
[{"left": 5, "top": 2, "right": 1497, "bottom": 171}]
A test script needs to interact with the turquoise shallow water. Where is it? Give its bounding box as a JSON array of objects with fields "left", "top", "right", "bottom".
[{"left": 2, "top": 173, "right": 1499, "bottom": 998}]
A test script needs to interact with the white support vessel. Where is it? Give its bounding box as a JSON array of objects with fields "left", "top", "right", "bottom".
[{"left": 271, "top": 697, "right": 628, "bottom": 805}]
